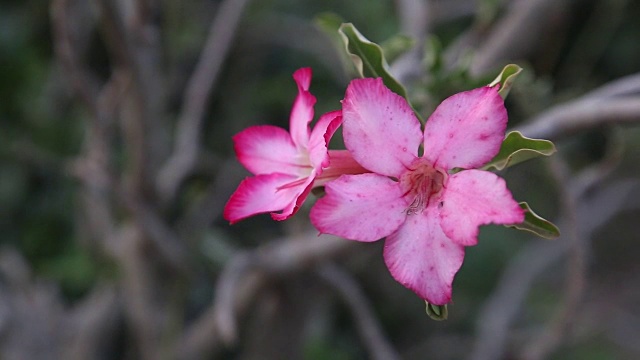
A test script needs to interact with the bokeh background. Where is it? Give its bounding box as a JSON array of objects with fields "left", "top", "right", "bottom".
[{"left": 1, "top": 0, "right": 640, "bottom": 359}]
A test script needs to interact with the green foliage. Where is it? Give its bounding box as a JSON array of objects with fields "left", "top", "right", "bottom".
[
  {"left": 508, "top": 202, "right": 561, "bottom": 239},
  {"left": 38, "top": 246, "right": 101, "bottom": 299},
  {"left": 488, "top": 64, "right": 523, "bottom": 99},
  {"left": 338, "top": 23, "right": 409, "bottom": 98},
  {"left": 425, "top": 302, "right": 448, "bottom": 321},
  {"left": 483, "top": 131, "right": 557, "bottom": 171},
  {"left": 483, "top": 67, "right": 559, "bottom": 240},
  {"left": 0, "top": 1, "right": 93, "bottom": 300}
]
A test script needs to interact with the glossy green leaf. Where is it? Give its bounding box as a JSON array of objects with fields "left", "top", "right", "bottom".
[
  {"left": 507, "top": 202, "right": 560, "bottom": 239},
  {"left": 488, "top": 64, "right": 522, "bottom": 99},
  {"left": 338, "top": 23, "right": 408, "bottom": 98},
  {"left": 482, "top": 131, "right": 556, "bottom": 171},
  {"left": 425, "top": 302, "right": 448, "bottom": 321}
]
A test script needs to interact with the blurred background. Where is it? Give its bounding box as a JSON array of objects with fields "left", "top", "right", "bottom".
[{"left": 1, "top": 0, "right": 640, "bottom": 359}]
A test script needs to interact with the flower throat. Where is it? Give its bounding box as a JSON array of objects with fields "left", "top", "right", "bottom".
[{"left": 399, "top": 158, "right": 446, "bottom": 214}]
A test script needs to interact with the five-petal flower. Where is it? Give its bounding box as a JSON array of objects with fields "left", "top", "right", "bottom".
[
  {"left": 223, "top": 68, "right": 364, "bottom": 223},
  {"left": 310, "top": 78, "right": 524, "bottom": 305}
]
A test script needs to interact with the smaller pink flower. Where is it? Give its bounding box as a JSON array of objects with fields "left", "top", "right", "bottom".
[
  {"left": 224, "top": 68, "right": 364, "bottom": 224},
  {"left": 311, "top": 78, "right": 525, "bottom": 305}
]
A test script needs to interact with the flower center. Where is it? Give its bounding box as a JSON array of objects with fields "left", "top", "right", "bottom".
[{"left": 399, "top": 158, "right": 447, "bottom": 215}]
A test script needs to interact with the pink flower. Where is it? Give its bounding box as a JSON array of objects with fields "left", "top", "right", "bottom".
[
  {"left": 311, "top": 78, "right": 524, "bottom": 305},
  {"left": 224, "top": 68, "right": 365, "bottom": 224}
]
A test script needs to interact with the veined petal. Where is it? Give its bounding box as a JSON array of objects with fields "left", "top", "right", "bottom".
[
  {"left": 271, "top": 170, "right": 316, "bottom": 221},
  {"left": 439, "top": 170, "right": 524, "bottom": 246},
  {"left": 290, "top": 68, "right": 316, "bottom": 150},
  {"left": 233, "top": 125, "right": 308, "bottom": 176},
  {"left": 383, "top": 206, "right": 465, "bottom": 305},
  {"left": 308, "top": 110, "right": 342, "bottom": 170},
  {"left": 223, "top": 173, "right": 303, "bottom": 224},
  {"left": 342, "top": 78, "right": 422, "bottom": 178},
  {"left": 310, "top": 173, "right": 407, "bottom": 242},
  {"left": 423, "top": 86, "right": 507, "bottom": 170}
]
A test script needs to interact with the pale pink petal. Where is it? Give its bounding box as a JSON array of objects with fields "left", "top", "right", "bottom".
[
  {"left": 271, "top": 171, "right": 316, "bottom": 221},
  {"left": 289, "top": 68, "right": 315, "bottom": 149},
  {"left": 439, "top": 170, "right": 525, "bottom": 246},
  {"left": 342, "top": 78, "right": 422, "bottom": 178},
  {"left": 383, "top": 206, "right": 465, "bottom": 305},
  {"left": 233, "top": 125, "right": 308, "bottom": 176},
  {"left": 423, "top": 86, "right": 507, "bottom": 170},
  {"left": 308, "top": 110, "right": 342, "bottom": 170},
  {"left": 310, "top": 173, "right": 407, "bottom": 242},
  {"left": 223, "top": 173, "right": 303, "bottom": 224}
]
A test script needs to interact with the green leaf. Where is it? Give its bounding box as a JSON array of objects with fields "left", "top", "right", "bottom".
[
  {"left": 338, "top": 23, "right": 408, "bottom": 98},
  {"left": 482, "top": 131, "right": 556, "bottom": 171},
  {"left": 488, "top": 64, "right": 522, "bottom": 99},
  {"left": 425, "top": 302, "right": 448, "bottom": 321},
  {"left": 507, "top": 202, "right": 560, "bottom": 239}
]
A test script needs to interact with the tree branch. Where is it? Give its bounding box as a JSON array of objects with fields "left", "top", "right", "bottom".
[
  {"left": 96, "top": 0, "right": 167, "bottom": 194},
  {"left": 390, "top": 0, "right": 430, "bottom": 85},
  {"left": 468, "top": 0, "right": 572, "bottom": 75},
  {"left": 50, "top": 0, "right": 101, "bottom": 115},
  {"left": 515, "top": 97, "right": 640, "bottom": 141},
  {"left": 64, "top": 285, "right": 121, "bottom": 360},
  {"left": 157, "top": 0, "right": 251, "bottom": 203},
  {"left": 519, "top": 157, "right": 585, "bottom": 360},
  {"left": 582, "top": 72, "right": 640, "bottom": 99},
  {"left": 317, "top": 264, "right": 401, "bottom": 360},
  {"left": 469, "top": 166, "right": 640, "bottom": 360},
  {"left": 178, "top": 233, "right": 362, "bottom": 359}
]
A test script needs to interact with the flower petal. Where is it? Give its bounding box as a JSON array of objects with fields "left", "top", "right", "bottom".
[
  {"left": 290, "top": 68, "right": 316, "bottom": 150},
  {"left": 439, "top": 170, "right": 525, "bottom": 246},
  {"left": 310, "top": 173, "right": 407, "bottom": 242},
  {"left": 271, "top": 171, "right": 315, "bottom": 221},
  {"left": 316, "top": 150, "right": 370, "bottom": 186},
  {"left": 308, "top": 110, "right": 342, "bottom": 170},
  {"left": 423, "top": 86, "right": 507, "bottom": 170},
  {"left": 342, "top": 78, "right": 422, "bottom": 178},
  {"left": 223, "top": 173, "right": 303, "bottom": 224},
  {"left": 233, "top": 125, "right": 308, "bottom": 176},
  {"left": 383, "top": 206, "right": 465, "bottom": 305}
]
